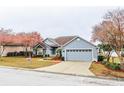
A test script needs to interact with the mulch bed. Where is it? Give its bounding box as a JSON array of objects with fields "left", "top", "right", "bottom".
[{"left": 90, "top": 62, "right": 124, "bottom": 78}]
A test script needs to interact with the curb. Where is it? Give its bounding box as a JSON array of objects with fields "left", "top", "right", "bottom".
[
  {"left": 32, "top": 70, "right": 124, "bottom": 81},
  {"left": 0, "top": 66, "right": 124, "bottom": 81}
]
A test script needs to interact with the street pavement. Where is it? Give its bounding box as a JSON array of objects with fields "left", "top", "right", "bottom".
[{"left": 0, "top": 67, "right": 124, "bottom": 86}]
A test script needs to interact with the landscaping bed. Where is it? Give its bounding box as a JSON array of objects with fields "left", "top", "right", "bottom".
[
  {"left": 90, "top": 62, "right": 124, "bottom": 78},
  {"left": 0, "top": 57, "right": 58, "bottom": 69}
]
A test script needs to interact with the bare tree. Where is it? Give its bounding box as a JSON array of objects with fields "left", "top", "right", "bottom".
[{"left": 91, "top": 9, "right": 124, "bottom": 68}]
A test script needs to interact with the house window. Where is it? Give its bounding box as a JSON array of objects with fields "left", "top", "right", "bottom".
[
  {"left": 73, "top": 50, "right": 75, "bottom": 52},
  {"left": 88, "top": 49, "right": 92, "bottom": 52},
  {"left": 85, "top": 50, "right": 88, "bottom": 52},
  {"left": 82, "top": 50, "right": 84, "bottom": 52},
  {"left": 79, "top": 50, "right": 81, "bottom": 52},
  {"left": 67, "top": 50, "right": 69, "bottom": 52},
  {"left": 76, "top": 50, "right": 78, "bottom": 52}
]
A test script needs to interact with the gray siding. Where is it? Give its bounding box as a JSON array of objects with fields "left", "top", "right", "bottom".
[
  {"left": 44, "top": 39, "right": 53, "bottom": 56},
  {"left": 62, "top": 37, "right": 97, "bottom": 61},
  {"left": 45, "top": 48, "right": 52, "bottom": 55}
]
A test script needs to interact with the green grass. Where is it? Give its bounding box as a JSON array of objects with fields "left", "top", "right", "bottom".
[{"left": 0, "top": 57, "right": 57, "bottom": 69}]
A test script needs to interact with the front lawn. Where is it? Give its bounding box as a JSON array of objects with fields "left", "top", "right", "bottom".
[
  {"left": 89, "top": 62, "right": 124, "bottom": 78},
  {"left": 0, "top": 57, "right": 58, "bottom": 69}
]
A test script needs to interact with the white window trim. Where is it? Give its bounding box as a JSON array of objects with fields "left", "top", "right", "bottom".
[{"left": 64, "top": 48, "right": 93, "bottom": 61}]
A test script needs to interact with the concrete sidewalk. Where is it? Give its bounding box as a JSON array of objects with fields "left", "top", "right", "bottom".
[{"left": 35, "top": 61, "right": 94, "bottom": 76}]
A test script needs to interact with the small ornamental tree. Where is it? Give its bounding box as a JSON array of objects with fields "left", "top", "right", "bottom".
[{"left": 16, "top": 32, "right": 43, "bottom": 57}]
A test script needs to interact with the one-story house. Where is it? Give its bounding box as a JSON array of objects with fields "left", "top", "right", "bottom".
[{"left": 33, "top": 36, "right": 98, "bottom": 61}]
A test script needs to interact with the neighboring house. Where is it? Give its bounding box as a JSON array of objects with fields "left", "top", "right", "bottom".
[
  {"left": 33, "top": 36, "right": 98, "bottom": 61},
  {"left": 0, "top": 43, "right": 30, "bottom": 56}
]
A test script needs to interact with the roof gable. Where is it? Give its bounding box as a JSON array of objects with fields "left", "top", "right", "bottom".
[
  {"left": 33, "top": 43, "right": 46, "bottom": 49},
  {"left": 61, "top": 36, "right": 96, "bottom": 48},
  {"left": 43, "top": 36, "right": 96, "bottom": 48},
  {"left": 43, "top": 38, "right": 60, "bottom": 47}
]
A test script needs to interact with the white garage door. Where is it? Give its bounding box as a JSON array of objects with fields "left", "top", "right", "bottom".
[{"left": 66, "top": 49, "right": 92, "bottom": 61}]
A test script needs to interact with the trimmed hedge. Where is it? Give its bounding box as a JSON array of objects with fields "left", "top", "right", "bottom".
[
  {"left": 32, "top": 55, "right": 43, "bottom": 58},
  {"left": 7, "top": 51, "right": 33, "bottom": 57},
  {"left": 44, "top": 54, "right": 50, "bottom": 57}
]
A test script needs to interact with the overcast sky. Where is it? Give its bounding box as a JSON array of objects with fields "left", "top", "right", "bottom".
[{"left": 0, "top": 6, "right": 121, "bottom": 41}]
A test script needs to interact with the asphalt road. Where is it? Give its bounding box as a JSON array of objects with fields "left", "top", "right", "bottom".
[{"left": 0, "top": 67, "right": 124, "bottom": 86}]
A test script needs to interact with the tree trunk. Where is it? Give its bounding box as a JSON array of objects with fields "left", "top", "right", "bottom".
[
  {"left": 28, "top": 47, "right": 31, "bottom": 57},
  {"left": 107, "top": 56, "right": 110, "bottom": 62},
  {"left": 25, "top": 47, "right": 28, "bottom": 57},
  {"left": 0, "top": 46, "right": 5, "bottom": 57},
  {"left": 106, "top": 50, "right": 111, "bottom": 62},
  {"left": 0, "top": 46, "right": 5, "bottom": 61}
]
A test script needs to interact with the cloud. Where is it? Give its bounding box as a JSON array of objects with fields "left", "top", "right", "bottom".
[{"left": 0, "top": 6, "right": 121, "bottom": 41}]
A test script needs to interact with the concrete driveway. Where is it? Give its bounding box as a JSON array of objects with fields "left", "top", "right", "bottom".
[{"left": 35, "top": 61, "right": 94, "bottom": 76}]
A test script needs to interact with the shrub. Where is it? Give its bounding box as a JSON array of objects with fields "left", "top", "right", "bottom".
[
  {"left": 52, "top": 55, "right": 62, "bottom": 60},
  {"left": 7, "top": 51, "right": 33, "bottom": 57},
  {"left": 105, "top": 62, "right": 110, "bottom": 67},
  {"left": 19, "top": 51, "right": 25, "bottom": 56},
  {"left": 7, "top": 52, "right": 18, "bottom": 56},
  {"left": 44, "top": 54, "right": 50, "bottom": 57},
  {"left": 47, "top": 54, "right": 50, "bottom": 57},
  {"left": 111, "top": 63, "right": 120, "bottom": 70},
  {"left": 32, "top": 55, "right": 43, "bottom": 58},
  {"left": 98, "top": 55, "right": 105, "bottom": 61},
  {"left": 105, "top": 62, "right": 120, "bottom": 70}
]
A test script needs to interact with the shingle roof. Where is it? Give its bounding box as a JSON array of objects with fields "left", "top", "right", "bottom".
[
  {"left": 54, "top": 36, "right": 77, "bottom": 46},
  {"left": 38, "top": 36, "right": 96, "bottom": 48}
]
